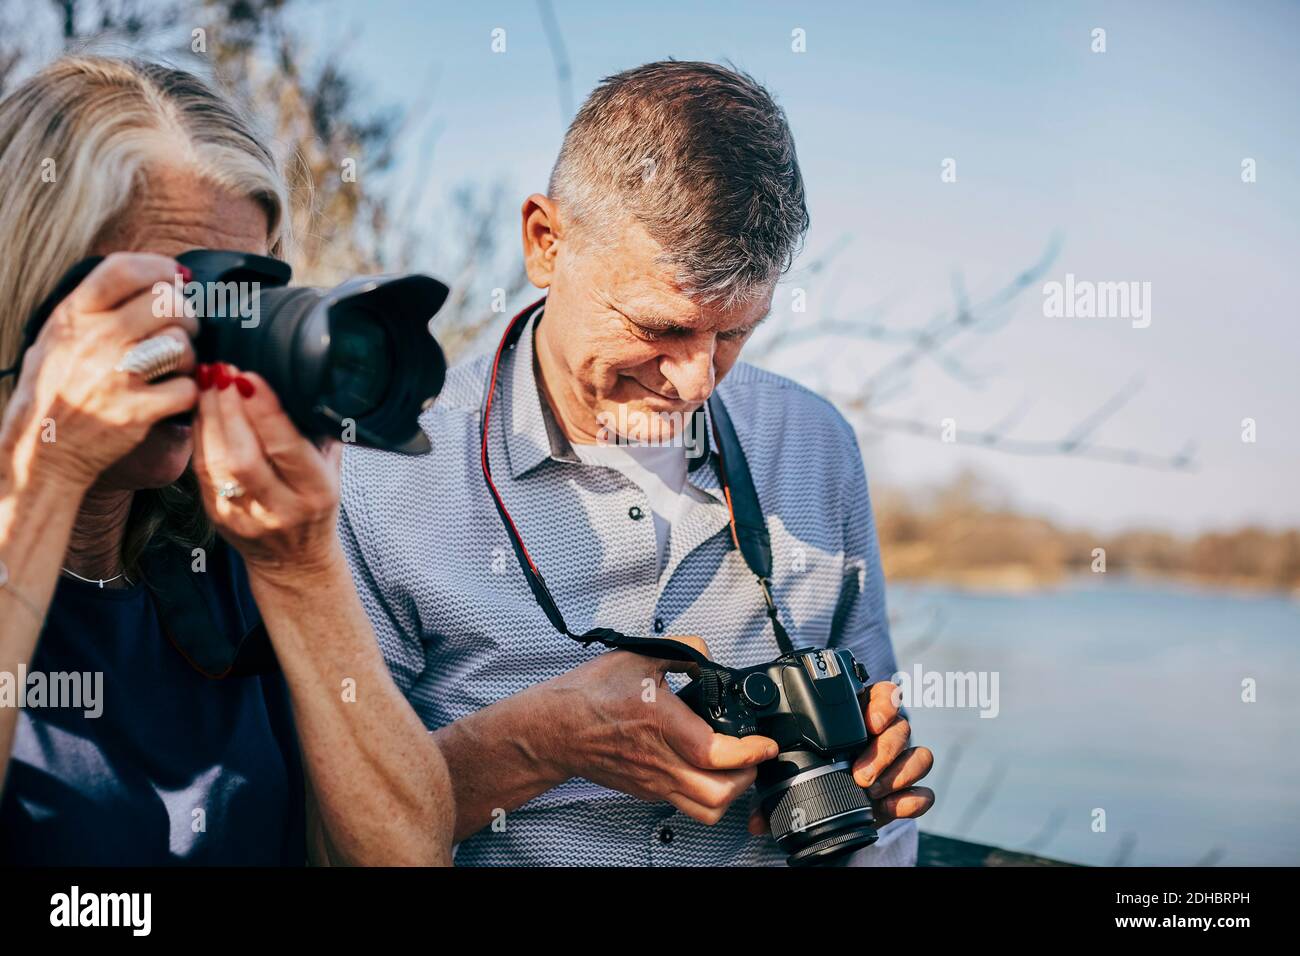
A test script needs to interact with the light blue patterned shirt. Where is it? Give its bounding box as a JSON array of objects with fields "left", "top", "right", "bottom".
[{"left": 339, "top": 301, "right": 917, "bottom": 866}]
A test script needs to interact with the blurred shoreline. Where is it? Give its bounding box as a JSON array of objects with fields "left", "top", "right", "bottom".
[{"left": 875, "top": 473, "right": 1300, "bottom": 598}]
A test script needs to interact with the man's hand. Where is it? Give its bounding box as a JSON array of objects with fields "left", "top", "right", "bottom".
[
  {"left": 538, "top": 635, "right": 778, "bottom": 824},
  {"left": 748, "top": 680, "right": 934, "bottom": 836}
]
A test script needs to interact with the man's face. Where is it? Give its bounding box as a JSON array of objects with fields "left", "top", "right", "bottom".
[{"left": 528, "top": 207, "right": 774, "bottom": 445}]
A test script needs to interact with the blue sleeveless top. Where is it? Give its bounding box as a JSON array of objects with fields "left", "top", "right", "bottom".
[{"left": 1, "top": 545, "right": 305, "bottom": 865}]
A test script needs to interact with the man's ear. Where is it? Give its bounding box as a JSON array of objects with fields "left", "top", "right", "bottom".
[{"left": 521, "top": 193, "right": 563, "bottom": 289}]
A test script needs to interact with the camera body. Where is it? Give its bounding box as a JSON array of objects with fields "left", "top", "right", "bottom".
[
  {"left": 20, "top": 249, "right": 449, "bottom": 454},
  {"left": 679, "top": 646, "right": 879, "bottom": 866}
]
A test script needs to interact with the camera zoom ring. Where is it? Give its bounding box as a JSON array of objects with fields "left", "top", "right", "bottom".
[{"left": 769, "top": 768, "right": 872, "bottom": 842}]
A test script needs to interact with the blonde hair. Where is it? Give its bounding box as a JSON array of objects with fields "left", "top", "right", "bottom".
[{"left": 0, "top": 55, "right": 293, "bottom": 571}]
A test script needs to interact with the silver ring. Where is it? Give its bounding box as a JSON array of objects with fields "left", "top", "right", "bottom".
[
  {"left": 216, "top": 479, "right": 246, "bottom": 500},
  {"left": 115, "top": 334, "right": 186, "bottom": 382}
]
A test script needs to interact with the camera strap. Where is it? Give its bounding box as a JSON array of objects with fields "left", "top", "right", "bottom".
[
  {"left": 134, "top": 537, "right": 279, "bottom": 678},
  {"left": 480, "top": 300, "right": 794, "bottom": 678},
  {"left": 706, "top": 387, "right": 795, "bottom": 657},
  {"left": 0, "top": 257, "right": 105, "bottom": 380}
]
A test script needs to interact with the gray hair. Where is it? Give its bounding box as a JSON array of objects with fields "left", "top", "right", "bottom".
[
  {"left": 0, "top": 55, "right": 291, "bottom": 571},
  {"left": 547, "top": 60, "right": 809, "bottom": 308}
]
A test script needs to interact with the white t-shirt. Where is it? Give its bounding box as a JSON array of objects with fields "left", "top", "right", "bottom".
[{"left": 572, "top": 441, "right": 712, "bottom": 577}]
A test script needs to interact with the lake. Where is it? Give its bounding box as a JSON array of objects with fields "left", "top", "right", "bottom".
[{"left": 886, "top": 577, "right": 1300, "bottom": 866}]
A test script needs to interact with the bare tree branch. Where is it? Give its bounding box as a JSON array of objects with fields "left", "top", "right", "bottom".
[
  {"left": 536, "top": 0, "right": 573, "bottom": 123},
  {"left": 951, "top": 759, "right": 1008, "bottom": 838},
  {"left": 849, "top": 407, "right": 1197, "bottom": 471},
  {"left": 1021, "top": 808, "right": 1067, "bottom": 855},
  {"left": 753, "top": 232, "right": 1196, "bottom": 472},
  {"left": 1059, "top": 375, "right": 1144, "bottom": 451}
]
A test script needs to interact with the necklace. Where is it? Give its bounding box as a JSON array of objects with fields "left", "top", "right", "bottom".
[{"left": 61, "top": 566, "right": 134, "bottom": 589}]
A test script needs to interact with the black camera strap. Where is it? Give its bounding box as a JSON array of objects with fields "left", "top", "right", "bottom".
[
  {"left": 139, "top": 538, "right": 279, "bottom": 678},
  {"left": 706, "top": 391, "right": 794, "bottom": 656},
  {"left": 0, "top": 257, "right": 105, "bottom": 380},
  {"left": 480, "top": 300, "right": 794, "bottom": 680}
]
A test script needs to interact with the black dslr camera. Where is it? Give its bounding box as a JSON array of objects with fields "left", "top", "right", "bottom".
[
  {"left": 679, "top": 646, "right": 878, "bottom": 866},
  {"left": 21, "top": 249, "right": 449, "bottom": 454}
]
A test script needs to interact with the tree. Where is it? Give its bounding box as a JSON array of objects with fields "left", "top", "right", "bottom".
[{"left": 0, "top": 0, "right": 526, "bottom": 350}]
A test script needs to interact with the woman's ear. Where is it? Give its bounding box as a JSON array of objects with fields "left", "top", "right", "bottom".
[{"left": 521, "top": 193, "right": 562, "bottom": 289}]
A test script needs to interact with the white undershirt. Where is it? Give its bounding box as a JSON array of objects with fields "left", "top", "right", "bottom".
[{"left": 572, "top": 441, "right": 711, "bottom": 577}]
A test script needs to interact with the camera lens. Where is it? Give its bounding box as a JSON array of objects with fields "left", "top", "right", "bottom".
[
  {"left": 31, "top": 252, "right": 446, "bottom": 454},
  {"left": 761, "top": 761, "right": 878, "bottom": 866},
  {"left": 180, "top": 251, "right": 448, "bottom": 454},
  {"left": 326, "top": 308, "right": 393, "bottom": 419}
]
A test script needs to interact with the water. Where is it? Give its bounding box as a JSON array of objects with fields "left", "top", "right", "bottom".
[{"left": 886, "top": 578, "right": 1300, "bottom": 866}]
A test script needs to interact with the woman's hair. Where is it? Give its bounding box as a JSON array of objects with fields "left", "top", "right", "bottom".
[{"left": 0, "top": 55, "right": 293, "bottom": 571}]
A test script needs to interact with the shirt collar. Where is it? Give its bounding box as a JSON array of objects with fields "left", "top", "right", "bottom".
[{"left": 503, "top": 303, "right": 713, "bottom": 480}]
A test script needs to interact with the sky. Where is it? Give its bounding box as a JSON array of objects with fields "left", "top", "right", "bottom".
[{"left": 288, "top": 0, "right": 1299, "bottom": 534}]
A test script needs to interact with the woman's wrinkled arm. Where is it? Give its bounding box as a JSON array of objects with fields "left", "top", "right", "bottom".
[
  {"left": 191, "top": 365, "right": 455, "bottom": 865},
  {"left": 249, "top": 552, "right": 455, "bottom": 866},
  {"left": 0, "top": 469, "right": 82, "bottom": 798}
]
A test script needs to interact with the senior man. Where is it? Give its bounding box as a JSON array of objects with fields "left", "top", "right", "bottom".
[{"left": 340, "top": 60, "right": 934, "bottom": 865}]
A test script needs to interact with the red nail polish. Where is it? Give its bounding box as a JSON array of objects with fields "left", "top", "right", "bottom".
[
  {"left": 214, "top": 364, "right": 232, "bottom": 390},
  {"left": 195, "top": 364, "right": 212, "bottom": 390},
  {"left": 234, "top": 375, "right": 254, "bottom": 399},
  {"left": 178, "top": 265, "right": 193, "bottom": 282}
]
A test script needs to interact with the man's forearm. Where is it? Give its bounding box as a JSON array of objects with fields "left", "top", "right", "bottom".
[
  {"left": 433, "top": 685, "right": 571, "bottom": 844},
  {"left": 249, "top": 551, "right": 455, "bottom": 865}
]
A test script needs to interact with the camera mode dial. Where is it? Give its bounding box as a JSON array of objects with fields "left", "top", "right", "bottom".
[{"left": 740, "top": 673, "right": 779, "bottom": 710}]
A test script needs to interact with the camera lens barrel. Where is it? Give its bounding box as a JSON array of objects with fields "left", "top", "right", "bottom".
[
  {"left": 760, "top": 761, "right": 879, "bottom": 866},
  {"left": 176, "top": 251, "right": 448, "bottom": 454}
]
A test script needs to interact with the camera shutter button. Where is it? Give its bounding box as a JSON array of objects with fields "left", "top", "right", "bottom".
[{"left": 741, "top": 673, "right": 779, "bottom": 709}]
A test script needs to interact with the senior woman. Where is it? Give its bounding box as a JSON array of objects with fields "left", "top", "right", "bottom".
[{"left": 0, "top": 56, "right": 453, "bottom": 864}]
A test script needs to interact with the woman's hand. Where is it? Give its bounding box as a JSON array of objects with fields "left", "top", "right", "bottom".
[
  {"left": 190, "top": 363, "right": 456, "bottom": 865},
  {"left": 191, "top": 363, "right": 343, "bottom": 585},
  {"left": 0, "top": 253, "right": 197, "bottom": 491}
]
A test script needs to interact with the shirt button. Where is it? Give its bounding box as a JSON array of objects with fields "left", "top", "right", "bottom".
[
  {"left": 657, "top": 826, "right": 674, "bottom": 845},
  {"left": 628, "top": 506, "right": 644, "bottom": 521},
  {"left": 653, "top": 617, "right": 665, "bottom": 633}
]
